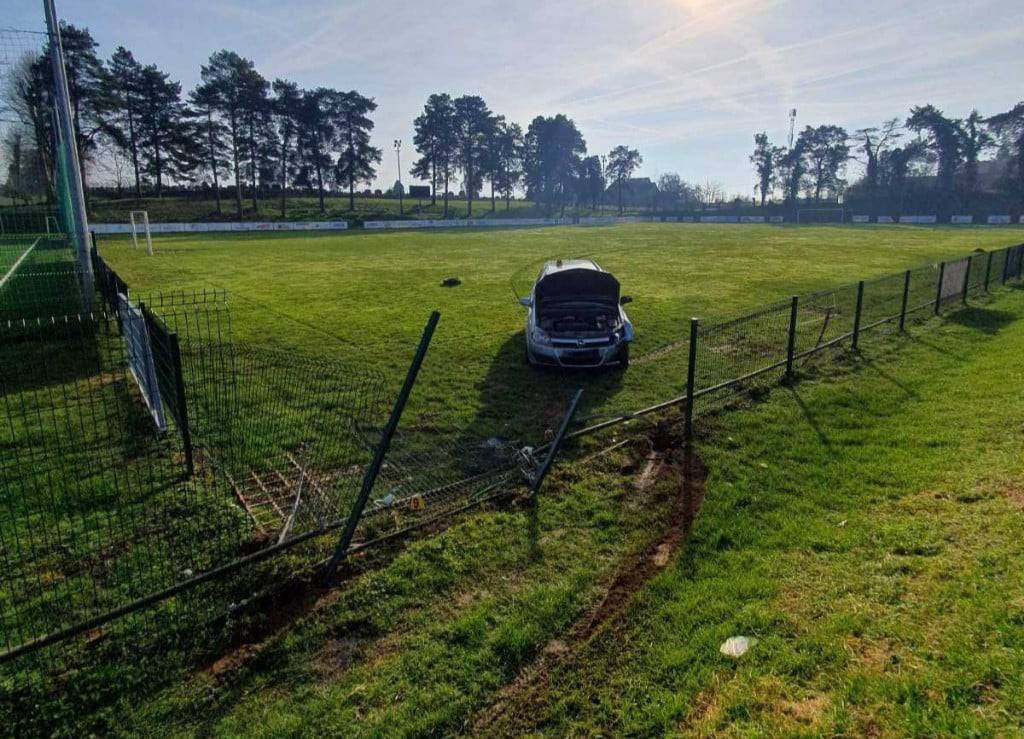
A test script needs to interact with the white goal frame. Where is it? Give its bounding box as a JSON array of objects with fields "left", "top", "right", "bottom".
[
  {"left": 130, "top": 210, "right": 154, "bottom": 255},
  {"left": 796, "top": 208, "right": 846, "bottom": 224}
]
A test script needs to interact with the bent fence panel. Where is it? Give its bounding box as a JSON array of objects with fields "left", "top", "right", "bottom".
[{"left": 4, "top": 238, "right": 1024, "bottom": 672}]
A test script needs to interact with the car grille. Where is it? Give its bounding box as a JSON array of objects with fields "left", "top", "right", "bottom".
[
  {"left": 551, "top": 336, "right": 614, "bottom": 348},
  {"left": 559, "top": 350, "right": 602, "bottom": 366}
]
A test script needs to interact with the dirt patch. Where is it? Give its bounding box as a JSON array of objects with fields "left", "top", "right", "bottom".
[
  {"left": 784, "top": 694, "right": 829, "bottom": 724},
  {"left": 315, "top": 636, "right": 366, "bottom": 679},
  {"left": 207, "top": 643, "right": 263, "bottom": 680},
  {"left": 634, "top": 452, "right": 665, "bottom": 491},
  {"left": 469, "top": 437, "right": 706, "bottom": 733},
  {"left": 1001, "top": 484, "right": 1024, "bottom": 508}
]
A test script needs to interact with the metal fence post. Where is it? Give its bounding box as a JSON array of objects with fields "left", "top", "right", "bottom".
[
  {"left": 324, "top": 311, "right": 440, "bottom": 579},
  {"left": 961, "top": 254, "right": 972, "bottom": 305},
  {"left": 785, "top": 296, "right": 798, "bottom": 384},
  {"left": 984, "top": 250, "right": 994, "bottom": 292},
  {"left": 934, "top": 261, "right": 946, "bottom": 315},
  {"left": 1002, "top": 248, "right": 1011, "bottom": 284},
  {"left": 851, "top": 280, "right": 865, "bottom": 349},
  {"left": 898, "top": 270, "right": 911, "bottom": 332},
  {"left": 528, "top": 389, "right": 583, "bottom": 558},
  {"left": 684, "top": 317, "right": 699, "bottom": 446},
  {"left": 168, "top": 332, "right": 194, "bottom": 477}
]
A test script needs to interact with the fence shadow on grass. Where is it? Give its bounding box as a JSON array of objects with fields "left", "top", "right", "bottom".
[
  {"left": 943, "top": 306, "right": 1017, "bottom": 335},
  {"left": 787, "top": 387, "right": 837, "bottom": 455}
]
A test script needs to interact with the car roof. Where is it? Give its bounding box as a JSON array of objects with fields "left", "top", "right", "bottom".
[{"left": 539, "top": 259, "right": 603, "bottom": 278}]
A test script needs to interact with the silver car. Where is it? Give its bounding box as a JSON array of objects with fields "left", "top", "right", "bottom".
[{"left": 519, "top": 259, "right": 634, "bottom": 368}]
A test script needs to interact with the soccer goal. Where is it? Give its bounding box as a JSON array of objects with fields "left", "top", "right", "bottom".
[
  {"left": 796, "top": 208, "right": 846, "bottom": 224},
  {"left": 130, "top": 210, "right": 154, "bottom": 255}
]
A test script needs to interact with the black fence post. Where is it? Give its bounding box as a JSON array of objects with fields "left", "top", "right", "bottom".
[
  {"left": 168, "top": 332, "right": 193, "bottom": 477},
  {"left": 528, "top": 388, "right": 583, "bottom": 558},
  {"left": 324, "top": 310, "right": 440, "bottom": 579},
  {"left": 1002, "top": 248, "right": 1011, "bottom": 285},
  {"left": 961, "top": 254, "right": 972, "bottom": 305},
  {"left": 898, "top": 269, "right": 911, "bottom": 332},
  {"left": 984, "top": 250, "right": 993, "bottom": 292},
  {"left": 851, "top": 280, "right": 865, "bottom": 350},
  {"left": 1018, "top": 245, "right": 1024, "bottom": 281},
  {"left": 785, "top": 295, "right": 798, "bottom": 384},
  {"left": 684, "top": 317, "right": 699, "bottom": 446},
  {"left": 934, "top": 261, "right": 946, "bottom": 315}
]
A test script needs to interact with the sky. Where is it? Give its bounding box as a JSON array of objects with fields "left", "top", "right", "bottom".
[{"left": 7, "top": 0, "right": 1024, "bottom": 196}]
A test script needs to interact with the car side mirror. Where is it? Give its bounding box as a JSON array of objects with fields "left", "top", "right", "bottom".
[
  {"left": 518, "top": 297, "right": 532, "bottom": 307},
  {"left": 620, "top": 295, "right": 633, "bottom": 305}
]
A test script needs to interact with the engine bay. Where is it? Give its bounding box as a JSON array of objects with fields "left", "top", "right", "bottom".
[{"left": 537, "top": 302, "right": 621, "bottom": 334}]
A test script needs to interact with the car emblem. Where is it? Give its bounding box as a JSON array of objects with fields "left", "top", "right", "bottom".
[{"left": 577, "top": 338, "right": 586, "bottom": 348}]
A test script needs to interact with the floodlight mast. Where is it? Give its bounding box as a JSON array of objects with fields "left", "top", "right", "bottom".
[
  {"left": 44, "top": 0, "right": 93, "bottom": 308},
  {"left": 394, "top": 139, "right": 403, "bottom": 215}
]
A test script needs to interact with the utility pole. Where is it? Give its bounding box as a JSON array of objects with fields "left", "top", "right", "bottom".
[
  {"left": 394, "top": 139, "right": 403, "bottom": 216},
  {"left": 44, "top": 0, "right": 93, "bottom": 308}
]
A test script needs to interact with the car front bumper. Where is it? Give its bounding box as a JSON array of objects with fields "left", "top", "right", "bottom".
[{"left": 528, "top": 340, "right": 628, "bottom": 368}]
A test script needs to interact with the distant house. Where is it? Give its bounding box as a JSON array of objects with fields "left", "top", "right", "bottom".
[{"left": 605, "top": 177, "right": 659, "bottom": 207}]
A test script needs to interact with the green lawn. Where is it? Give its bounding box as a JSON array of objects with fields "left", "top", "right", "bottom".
[
  {"left": 102, "top": 223, "right": 1024, "bottom": 442},
  {"left": 6, "top": 223, "right": 1024, "bottom": 735},
  {"left": 97, "top": 267, "right": 1024, "bottom": 737}
]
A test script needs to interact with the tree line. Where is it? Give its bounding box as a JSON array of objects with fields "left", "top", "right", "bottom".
[
  {"left": 409, "top": 95, "right": 646, "bottom": 216},
  {"left": 2, "top": 22, "right": 653, "bottom": 219},
  {"left": 750, "top": 103, "right": 1024, "bottom": 217},
  {"left": 3, "top": 23, "right": 382, "bottom": 216}
]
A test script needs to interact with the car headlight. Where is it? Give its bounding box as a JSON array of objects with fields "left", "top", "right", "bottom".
[{"left": 531, "top": 328, "right": 552, "bottom": 345}]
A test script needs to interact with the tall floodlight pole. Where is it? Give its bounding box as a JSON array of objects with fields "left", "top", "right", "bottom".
[
  {"left": 44, "top": 0, "right": 93, "bottom": 309},
  {"left": 394, "top": 139, "right": 403, "bottom": 216}
]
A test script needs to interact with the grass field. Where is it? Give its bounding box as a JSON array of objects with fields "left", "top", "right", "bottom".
[
  {"left": 6, "top": 222, "right": 1024, "bottom": 735},
  {"left": 84, "top": 255, "right": 1024, "bottom": 736},
  {"left": 102, "top": 223, "right": 1024, "bottom": 441}
]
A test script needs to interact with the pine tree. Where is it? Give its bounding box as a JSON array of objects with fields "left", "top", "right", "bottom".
[{"left": 332, "top": 91, "right": 381, "bottom": 211}]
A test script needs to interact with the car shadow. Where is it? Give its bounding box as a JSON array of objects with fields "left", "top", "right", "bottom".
[{"left": 452, "top": 330, "right": 628, "bottom": 455}]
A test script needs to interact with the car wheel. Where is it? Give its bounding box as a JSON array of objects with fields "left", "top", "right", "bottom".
[
  {"left": 617, "top": 344, "right": 630, "bottom": 368},
  {"left": 525, "top": 344, "right": 535, "bottom": 366}
]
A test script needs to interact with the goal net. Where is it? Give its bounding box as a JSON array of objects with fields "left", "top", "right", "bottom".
[
  {"left": 797, "top": 208, "right": 846, "bottom": 224},
  {"left": 130, "top": 210, "right": 154, "bottom": 255}
]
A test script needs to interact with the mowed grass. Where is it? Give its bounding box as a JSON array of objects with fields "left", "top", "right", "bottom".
[
  {"left": 484, "top": 292, "right": 1024, "bottom": 737},
  {"left": 97, "top": 279, "right": 1024, "bottom": 737},
  {"left": 9, "top": 224, "right": 1024, "bottom": 735},
  {"left": 101, "top": 223, "right": 1024, "bottom": 441}
]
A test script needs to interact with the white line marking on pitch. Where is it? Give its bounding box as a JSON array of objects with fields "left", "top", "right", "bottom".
[{"left": 0, "top": 237, "right": 41, "bottom": 289}]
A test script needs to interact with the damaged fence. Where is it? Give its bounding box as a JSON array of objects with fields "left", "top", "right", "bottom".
[
  {"left": 0, "top": 247, "right": 549, "bottom": 671},
  {"left": 1, "top": 238, "right": 1023, "bottom": 676}
]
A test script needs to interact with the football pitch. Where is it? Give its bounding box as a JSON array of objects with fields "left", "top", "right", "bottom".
[
  {"left": 70, "top": 220, "right": 1024, "bottom": 737},
  {"left": 102, "top": 222, "right": 1024, "bottom": 438}
]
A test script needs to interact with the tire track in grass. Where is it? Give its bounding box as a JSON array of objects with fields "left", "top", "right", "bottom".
[{"left": 469, "top": 429, "right": 706, "bottom": 734}]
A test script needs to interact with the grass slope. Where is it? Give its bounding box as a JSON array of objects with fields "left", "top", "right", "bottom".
[
  {"left": 486, "top": 291, "right": 1024, "bottom": 737},
  {"left": 87, "top": 281, "right": 1024, "bottom": 737}
]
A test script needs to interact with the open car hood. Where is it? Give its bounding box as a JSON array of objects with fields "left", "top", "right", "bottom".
[{"left": 535, "top": 268, "right": 620, "bottom": 307}]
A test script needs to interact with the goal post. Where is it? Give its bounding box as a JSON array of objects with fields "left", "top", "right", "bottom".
[
  {"left": 130, "top": 210, "right": 154, "bottom": 255},
  {"left": 797, "top": 208, "right": 847, "bottom": 224}
]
